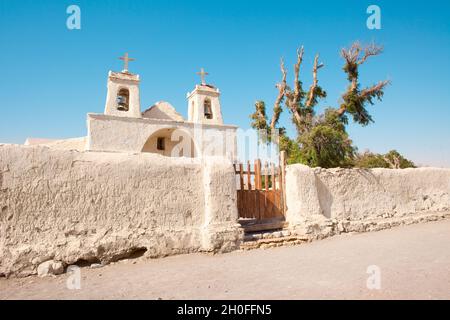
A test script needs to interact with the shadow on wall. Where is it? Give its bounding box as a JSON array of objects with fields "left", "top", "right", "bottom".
[
  {"left": 315, "top": 168, "right": 386, "bottom": 219},
  {"left": 315, "top": 175, "right": 333, "bottom": 219},
  {"left": 357, "top": 168, "right": 384, "bottom": 189},
  {"left": 141, "top": 128, "right": 198, "bottom": 158}
]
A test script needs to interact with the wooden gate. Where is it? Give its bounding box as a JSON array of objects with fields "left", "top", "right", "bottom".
[{"left": 233, "top": 152, "right": 287, "bottom": 232}]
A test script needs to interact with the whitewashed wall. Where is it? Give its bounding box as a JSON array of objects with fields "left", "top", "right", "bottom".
[
  {"left": 86, "top": 113, "right": 238, "bottom": 161},
  {"left": 0, "top": 145, "right": 241, "bottom": 277},
  {"left": 286, "top": 164, "right": 450, "bottom": 226}
]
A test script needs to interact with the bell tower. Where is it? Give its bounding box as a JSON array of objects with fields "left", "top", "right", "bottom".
[
  {"left": 104, "top": 53, "right": 141, "bottom": 118},
  {"left": 187, "top": 68, "right": 224, "bottom": 125}
]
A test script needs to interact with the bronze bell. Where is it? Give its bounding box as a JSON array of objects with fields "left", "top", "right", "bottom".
[{"left": 116, "top": 95, "right": 129, "bottom": 111}]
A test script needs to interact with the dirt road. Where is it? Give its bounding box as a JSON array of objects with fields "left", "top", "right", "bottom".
[{"left": 1, "top": 219, "right": 450, "bottom": 300}]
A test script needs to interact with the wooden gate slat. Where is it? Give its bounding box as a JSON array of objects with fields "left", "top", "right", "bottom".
[
  {"left": 255, "top": 159, "right": 261, "bottom": 220},
  {"left": 236, "top": 154, "right": 286, "bottom": 225},
  {"left": 271, "top": 163, "right": 277, "bottom": 211},
  {"left": 280, "top": 151, "right": 287, "bottom": 215},
  {"left": 247, "top": 161, "right": 252, "bottom": 191},
  {"left": 264, "top": 162, "right": 269, "bottom": 220},
  {"left": 239, "top": 163, "right": 244, "bottom": 191}
]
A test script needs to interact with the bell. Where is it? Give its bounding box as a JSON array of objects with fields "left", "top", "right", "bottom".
[{"left": 116, "top": 95, "right": 129, "bottom": 111}]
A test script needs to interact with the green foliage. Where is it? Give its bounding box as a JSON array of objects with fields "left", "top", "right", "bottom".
[
  {"left": 339, "top": 43, "right": 389, "bottom": 126},
  {"left": 354, "top": 150, "right": 416, "bottom": 169},
  {"left": 340, "top": 83, "right": 388, "bottom": 126},
  {"left": 296, "top": 109, "right": 355, "bottom": 168},
  {"left": 384, "top": 150, "right": 416, "bottom": 168},
  {"left": 278, "top": 131, "right": 294, "bottom": 154},
  {"left": 323, "top": 108, "right": 347, "bottom": 131},
  {"left": 343, "top": 61, "right": 358, "bottom": 82},
  {"left": 249, "top": 42, "right": 394, "bottom": 169},
  {"left": 309, "top": 86, "right": 327, "bottom": 108},
  {"left": 354, "top": 151, "right": 390, "bottom": 168},
  {"left": 340, "top": 88, "right": 374, "bottom": 126},
  {"left": 278, "top": 136, "right": 301, "bottom": 165},
  {"left": 250, "top": 100, "right": 268, "bottom": 131}
]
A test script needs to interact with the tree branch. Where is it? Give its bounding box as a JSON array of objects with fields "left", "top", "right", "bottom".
[
  {"left": 268, "top": 49, "right": 310, "bottom": 133},
  {"left": 360, "top": 80, "right": 390, "bottom": 99},
  {"left": 337, "top": 42, "right": 389, "bottom": 120},
  {"left": 341, "top": 42, "right": 361, "bottom": 65},
  {"left": 336, "top": 104, "right": 345, "bottom": 116},
  {"left": 269, "top": 58, "right": 287, "bottom": 130},
  {"left": 293, "top": 46, "right": 304, "bottom": 103},
  {"left": 281, "top": 46, "right": 305, "bottom": 130},
  {"left": 358, "top": 43, "right": 383, "bottom": 65},
  {"left": 305, "top": 54, "right": 324, "bottom": 108}
]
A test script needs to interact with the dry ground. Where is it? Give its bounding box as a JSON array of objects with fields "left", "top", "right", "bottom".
[{"left": 1, "top": 219, "right": 450, "bottom": 300}]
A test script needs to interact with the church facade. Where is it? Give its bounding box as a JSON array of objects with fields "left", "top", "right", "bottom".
[{"left": 28, "top": 53, "right": 238, "bottom": 160}]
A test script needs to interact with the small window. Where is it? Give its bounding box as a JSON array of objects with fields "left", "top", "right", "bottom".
[
  {"left": 157, "top": 137, "right": 165, "bottom": 151},
  {"left": 116, "top": 88, "right": 130, "bottom": 111},
  {"left": 204, "top": 99, "right": 213, "bottom": 119}
]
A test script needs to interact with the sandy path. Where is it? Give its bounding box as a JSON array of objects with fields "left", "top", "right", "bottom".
[{"left": 1, "top": 219, "right": 450, "bottom": 300}]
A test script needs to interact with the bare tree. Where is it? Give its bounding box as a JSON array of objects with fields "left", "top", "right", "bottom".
[
  {"left": 251, "top": 46, "right": 326, "bottom": 136},
  {"left": 250, "top": 41, "right": 389, "bottom": 166},
  {"left": 283, "top": 46, "right": 326, "bottom": 133}
]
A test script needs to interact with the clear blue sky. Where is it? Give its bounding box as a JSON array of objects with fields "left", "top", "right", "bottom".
[{"left": 0, "top": 0, "right": 449, "bottom": 166}]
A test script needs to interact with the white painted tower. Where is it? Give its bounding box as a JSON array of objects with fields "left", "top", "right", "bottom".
[
  {"left": 187, "top": 68, "right": 224, "bottom": 125},
  {"left": 104, "top": 53, "right": 141, "bottom": 118}
]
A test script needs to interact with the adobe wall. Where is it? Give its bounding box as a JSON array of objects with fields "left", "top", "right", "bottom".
[
  {"left": 0, "top": 144, "right": 242, "bottom": 277},
  {"left": 285, "top": 164, "right": 450, "bottom": 237}
]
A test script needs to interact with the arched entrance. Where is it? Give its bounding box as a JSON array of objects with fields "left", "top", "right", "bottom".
[{"left": 141, "top": 128, "right": 197, "bottom": 158}]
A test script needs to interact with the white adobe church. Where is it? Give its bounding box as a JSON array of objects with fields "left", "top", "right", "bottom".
[{"left": 25, "top": 53, "right": 238, "bottom": 160}]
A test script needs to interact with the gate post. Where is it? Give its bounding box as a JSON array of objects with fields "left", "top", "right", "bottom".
[
  {"left": 280, "top": 150, "right": 287, "bottom": 215},
  {"left": 285, "top": 164, "right": 322, "bottom": 227},
  {"left": 201, "top": 157, "right": 243, "bottom": 252}
]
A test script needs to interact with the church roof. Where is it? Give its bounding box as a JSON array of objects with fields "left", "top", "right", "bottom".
[{"left": 142, "top": 101, "right": 184, "bottom": 122}]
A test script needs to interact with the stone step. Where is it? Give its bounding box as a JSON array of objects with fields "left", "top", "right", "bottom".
[
  {"left": 243, "top": 229, "right": 290, "bottom": 242},
  {"left": 241, "top": 229, "right": 309, "bottom": 250},
  {"left": 239, "top": 218, "right": 288, "bottom": 233}
]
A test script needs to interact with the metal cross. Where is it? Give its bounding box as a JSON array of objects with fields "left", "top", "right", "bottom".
[
  {"left": 196, "top": 67, "right": 209, "bottom": 85},
  {"left": 119, "top": 53, "right": 135, "bottom": 72}
]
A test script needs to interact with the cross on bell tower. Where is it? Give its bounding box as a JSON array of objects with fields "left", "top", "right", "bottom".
[
  {"left": 119, "top": 52, "right": 135, "bottom": 73},
  {"left": 104, "top": 53, "right": 141, "bottom": 118},
  {"left": 187, "top": 68, "right": 223, "bottom": 125},
  {"left": 196, "top": 68, "right": 209, "bottom": 85}
]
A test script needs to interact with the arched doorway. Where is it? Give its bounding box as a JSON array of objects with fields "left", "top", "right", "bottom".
[{"left": 141, "top": 128, "right": 197, "bottom": 158}]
